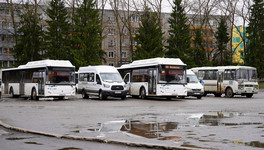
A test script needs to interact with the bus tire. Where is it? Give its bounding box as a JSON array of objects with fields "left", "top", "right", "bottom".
[
  {"left": 225, "top": 88, "right": 234, "bottom": 98},
  {"left": 214, "top": 93, "right": 222, "bottom": 97},
  {"left": 246, "top": 93, "right": 253, "bottom": 98},
  {"left": 99, "top": 90, "right": 106, "bottom": 100},
  {"left": 31, "top": 88, "right": 38, "bottom": 100},
  {"left": 10, "top": 87, "right": 15, "bottom": 98},
  {"left": 139, "top": 88, "right": 146, "bottom": 99},
  {"left": 82, "top": 90, "right": 88, "bottom": 99}
]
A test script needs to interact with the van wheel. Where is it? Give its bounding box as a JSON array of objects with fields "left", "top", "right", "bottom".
[
  {"left": 82, "top": 90, "right": 88, "bottom": 99},
  {"left": 225, "top": 88, "right": 234, "bottom": 98},
  {"left": 31, "top": 88, "right": 38, "bottom": 100},
  {"left": 10, "top": 87, "right": 15, "bottom": 98},
  {"left": 139, "top": 88, "right": 146, "bottom": 99},
  {"left": 196, "top": 96, "right": 202, "bottom": 99},
  {"left": 121, "top": 95, "right": 126, "bottom": 100},
  {"left": 246, "top": 93, "right": 253, "bottom": 98},
  {"left": 99, "top": 91, "right": 106, "bottom": 100}
]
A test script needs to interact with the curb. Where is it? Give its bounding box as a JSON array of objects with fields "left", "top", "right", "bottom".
[{"left": 0, "top": 120, "right": 199, "bottom": 150}]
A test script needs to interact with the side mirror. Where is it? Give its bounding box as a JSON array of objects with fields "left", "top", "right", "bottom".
[{"left": 187, "top": 77, "right": 190, "bottom": 83}]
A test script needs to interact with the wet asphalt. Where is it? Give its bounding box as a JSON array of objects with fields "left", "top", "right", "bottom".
[{"left": 0, "top": 92, "right": 264, "bottom": 150}]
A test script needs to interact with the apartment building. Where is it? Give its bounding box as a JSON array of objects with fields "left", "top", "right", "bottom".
[{"left": 0, "top": 2, "right": 230, "bottom": 68}]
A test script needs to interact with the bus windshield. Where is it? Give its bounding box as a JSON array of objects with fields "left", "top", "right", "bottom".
[
  {"left": 100, "top": 73, "right": 123, "bottom": 83},
  {"left": 47, "top": 67, "right": 75, "bottom": 84},
  {"left": 236, "top": 69, "right": 257, "bottom": 81},
  {"left": 159, "top": 66, "right": 186, "bottom": 84},
  {"left": 187, "top": 75, "right": 199, "bottom": 83}
]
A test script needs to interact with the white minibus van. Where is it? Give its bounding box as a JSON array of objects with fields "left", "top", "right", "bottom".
[
  {"left": 77, "top": 66, "right": 128, "bottom": 100},
  {"left": 180, "top": 69, "right": 204, "bottom": 99}
]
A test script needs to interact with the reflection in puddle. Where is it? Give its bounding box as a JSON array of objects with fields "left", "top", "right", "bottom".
[
  {"left": 58, "top": 147, "right": 82, "bottom": 150},
  {"left": 120, "top": 120, "right": 179, "bottom": 140},
  {"left": 234, "top": 141, "right": 264, "bottom": 148}
]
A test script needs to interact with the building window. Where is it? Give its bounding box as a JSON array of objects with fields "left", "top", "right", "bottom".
[
  {"left": 233, "top": 48, "right": 237, "bottom": 53},
  {"left": 240, "top": 43, "right": 244, "bottom": 48},
  {"left": 108, "top": 16, "right": 115, "bottom": 23},
  {"left": 121, "top": 41, "right": 126, "bottom": 46},
  {"left": 122, "top": 52, "right": 127, "bottom": 58},
  {"left": 108, "top": 39, "right": 115, "bottom": 47},
  {"left": 108, "top": 28, "right": 115, "bottom": 35},
  {"left": 109, "top": 63, "right": 114, "bottom": 66},
  {"left": 108, "top": 51, "right": 114, "bottom": 58},
  {"left": 130, "top": 14, "right": 140, "bottom": 22},
  {"left": 122, "top": 28, "right": 127, "bottom": 35}
]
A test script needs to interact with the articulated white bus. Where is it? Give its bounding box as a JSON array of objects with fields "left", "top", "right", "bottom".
[
  {"left": 191, "top": 66, "right": 259, "bottom": 98},
  {"left": 118, "top": 58, "right": 187, "bottom": 99},
  {"left": 1, "top": 60, "right": 75, "bottom": 100}
]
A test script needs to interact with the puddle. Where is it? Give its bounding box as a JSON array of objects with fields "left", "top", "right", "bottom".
[
  {"left": 58, "top": 147, "right": 82, "bottom": 150},
  {"left": 24, "top": 141, "right": 43, "bottom": 145},
  {"left": 86, "top": 111, "right": 263, "bottom": 141},
  {"left": 6, "top": 137, "right": 33, "bottom": 140},
  {"left": 234, "top": 141, "right": 264, "bottom": 148}
]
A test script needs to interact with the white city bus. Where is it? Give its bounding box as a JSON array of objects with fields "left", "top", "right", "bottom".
[
  {"left": 1, "top": 60, "right": 75, "bottom": 100},
  {"left": 118, "top": 58, "right": 187, "bottom": 99},
  {"left": 191, "top": 66, "right": 259, "bottom": 98}
]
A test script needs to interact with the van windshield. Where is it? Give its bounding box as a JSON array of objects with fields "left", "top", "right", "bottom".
[
  {"left": 187, "top": 75, "right": 199, "bottom": 83},
  {"left": 100, "top": 73, "right": 123, "bottom": 83}
]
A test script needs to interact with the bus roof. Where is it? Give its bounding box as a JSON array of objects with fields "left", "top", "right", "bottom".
[
  {"left": 191, "top": 66, "right": 257, "bottom": 72},
  {"left": 118, "top": 57, "right": 186, "bottom": 70},
  {"left": 3, "top": 60, "right": 74, "bottom": 71}
]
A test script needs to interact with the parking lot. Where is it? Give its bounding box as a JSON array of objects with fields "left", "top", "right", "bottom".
[{"left": 0, "top": 92, "right": 264, "bottom": 150}]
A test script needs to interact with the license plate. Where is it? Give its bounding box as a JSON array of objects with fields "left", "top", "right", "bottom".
[
  {"left": 194, "top": 93, "right": 200, "bottom": 95},
  {"left": 115, "top": 91, "right": 121, "bottom": 94}
]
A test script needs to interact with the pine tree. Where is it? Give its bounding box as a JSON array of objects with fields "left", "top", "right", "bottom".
[
  {"left": 133, "top": 6, "right": 164, "bottom": 60},
  {"left": 12, "top": 4, "right": 44, "bottom": 66},
  {"left": 165, "top": 0, "right": 192, "bottom": 65},
  {"left": 70, "top": 0, "right": 105, "bottom": 69},
  {"left": 45, "top": 0, "right": 71, "bottom": 60},
  {"left": 193, "top": 28, "right": 208, "bottom": 67},
  {"left": 245, "top": 0, "right": 264, "bottom": 78},
  {"left": 213, "top": 17, "right": 231, "bottom": 66}
]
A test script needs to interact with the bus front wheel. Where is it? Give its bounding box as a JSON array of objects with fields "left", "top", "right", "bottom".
[
  {"left": 139, "top": 88, "right": 146, "bottom": 99},
  {"left": 31, "top": 88, "right": 38, "bottom": 100},
  {"left": 225, "top": 88, "right": 234, "bottom": 98}
]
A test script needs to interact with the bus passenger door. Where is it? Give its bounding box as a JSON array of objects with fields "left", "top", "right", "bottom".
[
  {"left": 124, "top": 73, "right": 131, "bottom": 94},
  {"left": 217, "top": 72, "right": 223, "bottom": 93},
  {"left": 38, "top": 72, "right": 45, "bottom": 95},
  {"left": 20, "top": 71, "right": 25, "bottom": 95},
  {"left": 148, "top": 69, "right": 157, "bottom": 95}
]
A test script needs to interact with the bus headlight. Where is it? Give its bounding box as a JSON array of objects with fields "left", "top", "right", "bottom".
[{"left": 103, "top": 84, "right": 110, "bottom": 88}]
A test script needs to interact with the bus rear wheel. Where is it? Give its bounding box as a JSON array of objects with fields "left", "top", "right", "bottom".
[
  {"left": 139, "top": 88, "right": 146, "bottom": 99},
  {"left": 225, "top": 88, "right": 234, "bottom": 98},
  {"left": 31, "top": 88, "right": 38, "bottom": 100},
  {"left": 246, "top": 93, "right": 253, "bottom": 98}
]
